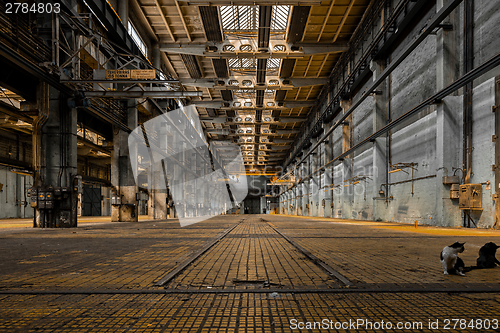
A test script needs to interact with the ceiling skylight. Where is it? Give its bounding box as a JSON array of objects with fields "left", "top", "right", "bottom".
[{"left": 220, "top": 5, "right": 290, "bottom": 37}]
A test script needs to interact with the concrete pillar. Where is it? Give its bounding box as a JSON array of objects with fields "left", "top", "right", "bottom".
[
  {"left": 310, "top": 142, "right": 319, "bottom": 217},
  {"left": 288, "top": 190, "right": 292, "bottom": 214},
  {"left": 318, "top": 142, "right": 325, "bottom": 217},
  {"left": 301, "top": 160, "right": 309, "bottom": 216},
  {"left": 280, "top": 193, "right": 284, "bottom": 214},
  {"left": 370, "top": 60, "right": 388, "bottom": 219},
  {"left": 111, "top": 100, "right": 138, "bottom": 222},
  {"left": 435, "top": 0, "right": 461, "bottom": 227},
  {"left": 296, "top": 181, "right": 302, "bottom": 215},
  {"left": 323, "top": 128, "right": 333, "bottom": 217},
  {"left": 341, "top": 99, "right": 353, "bottom": 219},
  {"left": 148, "top": 164, "right": 168, "bottom": 220},
  {"left": 32, "top": 83, "right": 78, "bottom": 227},
  {"left": 283, "top": 191, "right": 287, "bottom": 214}
]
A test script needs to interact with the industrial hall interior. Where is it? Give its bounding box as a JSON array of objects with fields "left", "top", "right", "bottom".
[{"left": 1, "top": 0, "right": 500, "bottom": 331}]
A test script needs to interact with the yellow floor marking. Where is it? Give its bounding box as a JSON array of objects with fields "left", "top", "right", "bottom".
[
  {"left": 0, "top": 215, "right": 152, "bottom": 228},
  {"left": 273, "top": 214, "right": 500, "bottom": 237}
]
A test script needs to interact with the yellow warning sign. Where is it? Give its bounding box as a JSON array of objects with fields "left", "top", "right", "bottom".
[
  {"left": 105, "top": 70, "right": 130, "bottom": 79},
  {"left": 130, "top": 69, "right": 156, "bottom": 79},
  {"left": 105, "top": 69, "right": 155, "bottom": 80}
]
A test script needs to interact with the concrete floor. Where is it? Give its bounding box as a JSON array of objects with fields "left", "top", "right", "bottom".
[{"left": 1, "top": 215, "right": 500, "bottom": 332}]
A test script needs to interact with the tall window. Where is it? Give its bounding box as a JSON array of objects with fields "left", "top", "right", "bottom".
[{"left": 127, "top": 22, "right": 147, "bottom": 56}]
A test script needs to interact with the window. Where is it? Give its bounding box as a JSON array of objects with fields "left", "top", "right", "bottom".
[
  {"left": 271, "top": 6, "right": 290, "bottom": 32},
  {"left": 220, "top": 5, "right": 290, "bottom": 35},
  {"left": 127, "top": 22, "right": 147, "bottom": 56},
  {"left": 239, "top": 44, "right": 253, "bottom": 52},
  {"left": 274, "top": 45, "right": 286, "bottom": 52},
  {"left": 267, "top": 58, "right": 281, "bottom": 70},
  {"left": 221, "top": 6, "right": 259, "bottom": 32}
]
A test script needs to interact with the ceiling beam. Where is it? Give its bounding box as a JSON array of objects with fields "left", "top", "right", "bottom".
[
  {"left": 316, "top": 54, "right": 329, "bottom": 77},
  {"left": 198, "top": 6, "right": 223, "bottom": 42},
  {"left": 84, "top": 90, "right": 202, "bottom": 98},
  {"left": 287, "top": 6, "right": 311, "bottom": 43},
  {"left": 303, "top": 56, "right": 313, "bottom": 77},
  {"left": 258, "top": 6, "right": 273, "bottom": 51},
  {"left": 159, "top": 43, "right": 348, "bottom": 57},
  {"left": 174, "top": 0, "right": 192, "bottom": 42},
  {"left": 317, "top": 0, "right": 336, "bottom": 42},
  {"left": 130, "top": 0, "right": 159, "bottom": 42},
  {"left": 333, "top": 0, "right": 356, "bottom": 42},
  {"left": 153, "top": 0, "right": 176, "bottom": 42}
]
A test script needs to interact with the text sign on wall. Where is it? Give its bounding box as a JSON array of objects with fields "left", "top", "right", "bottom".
[
  {"left": 105, "top": 69, "right": 156, "bottom": 80},
  {"left": 130, "top": 69, "right": 156, "bottom": 79},
  {"left": 105, "top": 70, "right": 130, "bottom": 79}
]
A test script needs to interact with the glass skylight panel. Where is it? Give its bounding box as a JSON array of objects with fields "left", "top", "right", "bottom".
[
  {"left": 221, "top": 5, "right": 258, "bottom": 32},
  {"left": 267, "top": 58, "right": 281, "bottom": 70},
  {"left": 228, "top": 58, "right": 256, "bottom": 72},
  {"left": 221, "top": 5, "right": 290, "bottom": 36},
  {"left": 271, "top": 6, "right": 290, "bottom": 32}
]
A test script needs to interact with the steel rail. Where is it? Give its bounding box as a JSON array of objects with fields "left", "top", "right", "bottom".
[
  {"left": 266, "top": 221, "right": 353, "bottom": 286},
  {"left": 154, "top": 220, "right": 244, "bottom": 286},
  {"left": 2, "top": 286, "right": 500, "bottom": 294}
]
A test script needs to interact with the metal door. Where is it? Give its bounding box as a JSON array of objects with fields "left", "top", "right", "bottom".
[{"left": 83, "top": 186, "right": 102, "bottom": 216}]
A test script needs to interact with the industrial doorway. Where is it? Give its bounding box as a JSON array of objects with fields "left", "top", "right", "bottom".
[
  {"left": 82, "top": 185, "right": 102, "bottom": 216},
  {"left": 244, "top": 198, "right": 261, "bottom": 214}
]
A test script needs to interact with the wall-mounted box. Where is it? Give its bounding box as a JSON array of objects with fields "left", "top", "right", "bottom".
[
  {"left": 111, "top": 196, "right": 121, "bottom": 206},
  {"left": 459, "top": 184, "right": 482, "bottom": 210}
]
